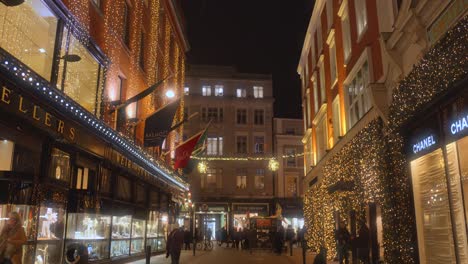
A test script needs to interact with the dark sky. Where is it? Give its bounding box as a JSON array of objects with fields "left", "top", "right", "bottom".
[{"left": 180, "top": 0, "right": 314, "bottom": 119}]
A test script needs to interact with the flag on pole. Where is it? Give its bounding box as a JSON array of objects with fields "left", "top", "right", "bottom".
[
  {"left": 143, "top": 98, "right": 181, "bottom": 147},
  {"left": 191, "top": 120, "right": 212, "bottom": 156},
  {"left": 173, "top": 131, "right": 204, "bottom": 170}
]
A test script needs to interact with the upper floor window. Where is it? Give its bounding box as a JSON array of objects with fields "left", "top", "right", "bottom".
[
  {"left": 254, "top": 136, "right": 265, "bottom": 154},
  {"left": 312, "top": 72, "right": 319, "bottom": 114},
  {"left": 123, "top": 1, "right": 131, "bottom": 47},
  {"left": 317, "top": 20, "right": 323, "bottom": 54},
  {"left": 316, "top": 112, "right": 328, "bottom": 162},
  {"left": 326, "top": 0, "right": 333, "bottom": 31},
  {"left": 126, "top": 102, "right": 138, "bottom": 120},
  {"left": 204, "top": 107, "right": 223, "bottom": 122},
  {"left": 117, "top": 175, "right": 132, "bottom": 201},
  {"left": 339, "top": 0, "right": 352, "bottom": 62},
  {"left": 328, "top": 32, "right": 338, "bottom": 87},
  {"left": 184, "top": 87, "right": 189, "bottom": 95},
  {"left": 306, "top": 89, "right": 312, "bottom": 128},
  {"left": 207, "top": 137, "right": 223, "bottom": 155},
  {"left": 49, "top": 148, "right": 71, "bottom": 182},
  {"left": 236, "top": 88, "right": 246, "bottom": 98},
  {"left": 253, "top": 86, "right": 264, "bottom": 98},
  {"left": 236, "top": 169, "right": 247, "bottom": 189},
  {"left": 201, "top": 168, "right": 221, "bottom": 189},
  {"left": 311, "top": 38, "right": 316, "bottom": 69},
  {"left": 75, "top": 166, "right": 95, "bottom": 191},
  {"left": 255, "top": 169, "right": 265, "bottom": 189},
  {"left": 319, "top": 58, "right": 326, "bottom": 104},
  {"left": 346, "top": 61, "right": 371, "bottom": 128},
  {"left": 254, "top": 109, "right": 264, "bottom": 125},
  {"left": 99, "top": 167, "right": 112, "bottom": 194},
  {"left": 202, "top": 85, "right": 212, "bottom": 96},
  {"left": 214, "top": 85, "right": 224, "bottom": 96},
  {"left": 0, "top": 139, "right": 14, "bottom": 171},
  {"left": 236, "top": 109, "right": 247, "bottom": 124},
  {"left": 354, "top": 0, "right": 368, "bottom": 39},
  {"left": 285, "top": 148, "right": 297, "bottom": 167},
  {"left": 332, "top": 95, "right": 342, "bottom": 145},
  {"left": 236, "top": 136, "right": 248, "bottom": 154}
]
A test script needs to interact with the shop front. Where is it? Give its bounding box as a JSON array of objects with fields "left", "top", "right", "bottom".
[
  {"left": 231, "top": 203, "right": 269, "bottom": 230},
  {"left": 278, "top": 198, "right": 304, "bottom": 231},
  {"left": 194, "top": 203, "right": 228, "bottom": 240},
  {"left": 406, "top": 85, "right": 468, "bottom": 264}
]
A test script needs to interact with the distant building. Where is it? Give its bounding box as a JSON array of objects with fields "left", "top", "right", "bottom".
[
  {"left": 183, "top": 65, "right": 274, "bottom": 234},
  {"left": 273, "top": 118, "right": 304, "bottom": 229}
]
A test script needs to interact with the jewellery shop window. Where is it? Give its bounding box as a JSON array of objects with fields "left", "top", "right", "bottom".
[
  {"left": 35, "top": 206, "right": 66, "bottom": 264},
  {"left": 111, "top": 215, "right": 131, "bottom": 257},
  {"left": 146, "top": 211, "right": 166, "bottom": 252},
  {"left": 0, "top": 204, "right": 36, "bottom": 263},
  {"left": 49, "top": 148, "right": 71, "bottom": 183},
  {"left": 131, "top": 218, "right": 146, "bottom": 255},
  {"left": 65, "top": 213, "right": 111, "bottom": 261}
]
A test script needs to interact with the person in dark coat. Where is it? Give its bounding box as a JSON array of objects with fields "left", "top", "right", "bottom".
[
  {"left": 335, "top": 222, "right": 350, "bottom": 264},
  {"left": 356, "top": 222, "right": 370, "bottom": 264},
  {"left": 274, "top": 225, "right": 285, "bottom": 255},
  {"left": 183, "top": 228, "right": 192, "bottom": 250},
  {"left": 166, "top": 225, "right": 184, "bottom": 264}
]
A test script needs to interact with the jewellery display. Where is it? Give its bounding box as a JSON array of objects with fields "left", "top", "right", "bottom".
[
  {"left": 111, "top": 216, "right": 131, "bottom": 239},
  {"left": 111, "top": 240, "right": 130, "bottom": 257}
]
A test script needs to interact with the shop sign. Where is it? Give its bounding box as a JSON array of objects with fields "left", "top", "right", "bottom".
[
  {"left": 108, "top": 149, "right": 151, "bottom": 179},
  {"left": 449, "top": 114, "right": 468, "bottom": 136},
  {"left": 232, "top": 204, "right": 269, "bottom": 213},
  {"left": 412, "top": 135, "right": 437, "bottom": 154},
  {"left": 195, "top": 203, "right": 228, "bottom": 212},
  {"left": 427, "top": 0, "right": 468, "bottom": 45},
  {"left": 0, "top": 85, "right": 77, "bottom": 142}
]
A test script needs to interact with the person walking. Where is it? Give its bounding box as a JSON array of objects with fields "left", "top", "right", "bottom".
[
  {"left": 166, "top": 224, "right": 184, "bottom": 264},
  {"left": 183, "top": 228, "right": 192, "bottom": 250},
  {"left": 356, "top": 221, "right": 370, "bottom": 264},
  {"left": 0, "top": 212, "right": 27, "bottom": 264},
  {"left": 274, "top": 225, "right": 285, "bottom": 255},
  {"left": 335, "top": 222, "right": 350, "bottom": 264}
]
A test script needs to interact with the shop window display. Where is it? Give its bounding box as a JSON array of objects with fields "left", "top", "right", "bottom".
[
  {"left": 131, "top": 219, "right": 145, "bottom": 254},
  {"left": 49, "top": 148, "right": 71, "bottom": 182},
  {"left": 146, "top": 211, "right": 167, "bottom": 252},
  {"left": 66, "top": 213, "right": 111, "bottom": 261},
  {"left": 35, "top": 206, "right": 65, "bottom": 264},
  {"left": 111, "top": 215, "right": 131, "bottom": 257}
]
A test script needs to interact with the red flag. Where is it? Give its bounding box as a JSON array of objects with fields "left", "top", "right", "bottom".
[{"left": 173, "top": 132, "right": 203, "bottom": 169}]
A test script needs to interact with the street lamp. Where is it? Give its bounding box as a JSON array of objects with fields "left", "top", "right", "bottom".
[{"left": 165, "top": 89, "right": 175, "bottom": 98}]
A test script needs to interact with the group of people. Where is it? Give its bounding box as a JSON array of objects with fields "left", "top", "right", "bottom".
[{"left": 335, "top": 221, "right": 370, "bottom": 264}]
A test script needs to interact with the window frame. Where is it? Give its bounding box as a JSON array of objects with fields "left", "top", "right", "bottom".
[
  {"left": 236, "top": 88, "right": 246, "bottom": 98},
  {"left": 236, "top": 135, "right": 248, "bottom": 154},
  {"left": 338, "top": 0, "right": 352, "bottom": 63},
  {"left": 236, "top": 108, "right": 247, "bottom": 125},
  {"left": 214, "top": 85, "right": 224, "bottom": 96},
  {"left": 253, "top": 86, "right": 264, "bottom": 98},
  {"left": 254, "top": 109, "right": 265, "bottom": 125},
  {"left": 354, "top": 0, "right": 368, "bottom": 40},
  {"left": 202, "top": 85, "right": 212, "bottom": 96},
  {"left": 254, "top": 136, "right": 265, "bottom": 154}
]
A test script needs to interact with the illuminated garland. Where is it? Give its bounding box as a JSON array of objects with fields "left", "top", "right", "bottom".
[{"left": 191, "top": 152, "right": 312, "bottom": 161}]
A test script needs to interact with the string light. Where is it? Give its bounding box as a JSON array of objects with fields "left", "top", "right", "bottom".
[
  {"left": 197, "top": 161, "right": 207, "bottom": 173},
  {"left": 268, "top": 158, "right": 279, "bottom": 171},
  {"left": 191, "top": 151, "right": 311, "bottom": 161}
]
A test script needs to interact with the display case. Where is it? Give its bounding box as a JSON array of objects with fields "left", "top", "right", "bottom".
[
  {"left": 65, "top": 213, "right": 111, "bottom": 261},
  {"left": 0, "top": 204, "right": 36, "bottom": 264},
  {"left": 131, "top": 219, "right": 145, "bottom": 254},
  {"left": 110, "top": 215, "right": 131, "bottom": 257},
  {"left": 146, "top": 211, "right": 167, "bottom": 252},
  {"left": 35, "top": 206, "right": 66, "bottom": 264}
]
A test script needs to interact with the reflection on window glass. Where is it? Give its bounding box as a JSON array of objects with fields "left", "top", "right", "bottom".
[
  {"left": 0, "top": 1, "right": 57, "bottom": 80},
  {"left": 49, "top": 148, "right": 70, "bottom": 182},
  {"left": 59, "top": 28, "right": 101, "bottom": 114},
  {"left": 36, "top": 206, "right": 66, "bottom": 264}
]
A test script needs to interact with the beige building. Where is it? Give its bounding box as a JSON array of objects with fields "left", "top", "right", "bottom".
[
  {"left": 183, "top": 65, "right": 274, "bottom": 235},
  {"left": 273, "top": 118, "right": 304, "bottom": 230}
]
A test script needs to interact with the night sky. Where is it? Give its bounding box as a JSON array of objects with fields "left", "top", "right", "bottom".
[{"left": 180, "top": 0, "right": 314, "bottom": 119}]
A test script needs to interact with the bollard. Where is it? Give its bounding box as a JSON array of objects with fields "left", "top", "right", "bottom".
[
  {"left": 193, "top": 238, "right": 196, "bottom": 256},
  {"left": 302, "top": 241, "right": 306, "bottom": 264},
  {"left": 145, "top": 245, "right": 151, "bottom": 264},
  {"left": 290, "top": 240, "right": 293, "bottom": 256}
]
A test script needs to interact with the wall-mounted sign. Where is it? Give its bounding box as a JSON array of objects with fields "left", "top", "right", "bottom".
[
  {"left": 413, "top": 135, "right": 437, "bottom": 154},
  {"left": 232, "top": 203, "right": 269, "bottom": 214},
  {"left": 449, "top": 114, "right": 468, "bottom": 136}
]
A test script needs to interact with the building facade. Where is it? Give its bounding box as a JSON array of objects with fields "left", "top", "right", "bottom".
[
  {"left": 273, "top": 118, "right": 304, "bottom": 230},
  {"left": 0, "top": 0, "right": 188, "bottom": 263},
  {"left": 298, "top": 0, "right": 467, "bottom": 263},
  {"left": 183, "top": 65, "right": 274, "bottom": 237}
]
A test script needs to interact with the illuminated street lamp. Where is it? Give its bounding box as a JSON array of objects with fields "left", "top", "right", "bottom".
[{"left": 165, "top": 89, "right": 175, "bottom": 98}]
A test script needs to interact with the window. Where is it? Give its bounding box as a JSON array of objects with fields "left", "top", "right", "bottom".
[
  {"left": 202, "top": 85, "right": 212, "bottom": 96},
  {"left": 253, "top": 86, "right": 264, "bottom": 98},
  {"left": 286, "top": 175, "right": 298, "bottom": 197},
  {"left": 236, "top": 136, "right": 247, "bottom": 154},
  {"left": 317, "top": 20, "right": 323, "bottom": 54},
  {"left": 58, "top": 27, "right": 104, "bottom": 115},
  {"left": 184, "top": 87, "right": 189, "bottom": 95},
  {"left": 139, "top": 30, "right": 145, "bottom": 70},
  {"left": 117, "top": 175, "right": 131, "bottom": 201},
  {"left": 328, "top": 33, "right": 338, "bottom": 87},
  {"left": 236, "top": 169, "right": 247, "bottom": 189},
  {"left": 110, "top": 76, "right": 124, "bottom": 102},
  {"left": 326, "top": 0, "right": 333, "bottom": 31},
  {"left": 76, "top": 167, "right": 95, "bottom": 190},
  {"left": 201, "top": 168, "right": 222, "bottom": 189},
  {"left": 236, "top": 88, "right": 246, "bottom": 98},
  {"left": 306, "top": 89, "right": 312, "bottom": 127},
  {"left": 319, "top": 59, "right": 326, "bottom": 104},
  {"left": 236, "top": 109, "right": 247, "bottom": 124},
  {"left": 207, "top": 137, "right": 223, "bottom": 155},
  {"left": 316, "top": 113, "right": 328, "bottom": 162},
  {"left": 0, "top": 139, "right": 14, "bottom": 171},
  {"left": 0, "top": 0, "right": 58, "bottom": 81},
  {"left": 254, "top": 136, "right": 265, "bottom": 154},
  {"left": 123, "top": 1, "right": 131, "bottom": 46},
  {"left": 126, "top": 102, "right": 137, "bottom": 120},
  {"left": 214, "top": 85, "right": 224, "bottom": 96},
  {"left": 311, "top": 38, "right": 316, "bottom": 69},
  {"left": 206, "top": 107, "right": 223, "bottom": 122},
  {"left": 254, "top": 109, "right": 264, "bottom": 125},
  {"left": 339, "top": 0, "right": 352, "bottom": 62},
  {"left": 49, "top": 148, "right": 70, "bottom": 182},
  {"left": 332, "top": 95, "right": 342, "bottom": 144},
  {"left": 354, "top": 0, "right": 368, "bottom": 38},
  {"left": 285, "top": 148, "right": 297, "bottom": 167},
  {"left": 346, "top": 61, "right": 371, "bottom": 128},
  {"left": 255, "top": 169, "right": 265, "bottom": 189},
  {"left": 99, "top": 167, "right": 111, "bottom": 194},
  {"left": 135, "top": 184, "right": 146, "bottom": 204},
  {"left": 313, "top": 72, "right": 319, "bottom": 114}
]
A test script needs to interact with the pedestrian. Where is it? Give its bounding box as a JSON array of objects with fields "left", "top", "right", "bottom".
[
  {"left": 206, "top": 228, "right": 212, "bottom": 243},
  {"left": 166, "top": 224, "right": 184, "bottom": 264},
  {"left": 297, "top": 226, "right": 304, "bottom": 247},
  {"left": 286, "top": 225, "right": 295, "bottom": 247},
  {"left": 0, "top": 212, "right": 27, "bottom": 264},
  {"left": 274, "top": 225, "right": 285, "bottom": 255},
  {"left": 234, "top": 228, "right": 241, "bottom": 249},
  {"left": 183, "top": 228, "right": 192, "bottom": 250},
  {"left": 65, "top": 243, "right": 89, "bottom": 264},
  {"left": 356, "top": 221, "right": 370, "bottom": 264},
  {"left": 335, "top": 222, "right": 350, "bottom": 264}
]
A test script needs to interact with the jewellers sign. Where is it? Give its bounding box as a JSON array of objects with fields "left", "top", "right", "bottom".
[
  {"left": 0, "top": 84, "right": 77, "bottom": 142},
  {"left": 232, "top": 204, "right": 269, "bottom": 213}
]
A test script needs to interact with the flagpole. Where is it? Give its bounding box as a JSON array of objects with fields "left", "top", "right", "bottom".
[{"left": 162, "top": 119, "right": 212, "bottom": 156}]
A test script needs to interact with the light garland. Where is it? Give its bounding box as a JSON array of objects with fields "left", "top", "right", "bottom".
[{"left": 191, "top": 151, "right": 312, "bottom": 161}]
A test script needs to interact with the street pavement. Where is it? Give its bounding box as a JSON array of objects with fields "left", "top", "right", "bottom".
[{"left": 127, "top": 245, "right": 319, "bottom": 264}]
